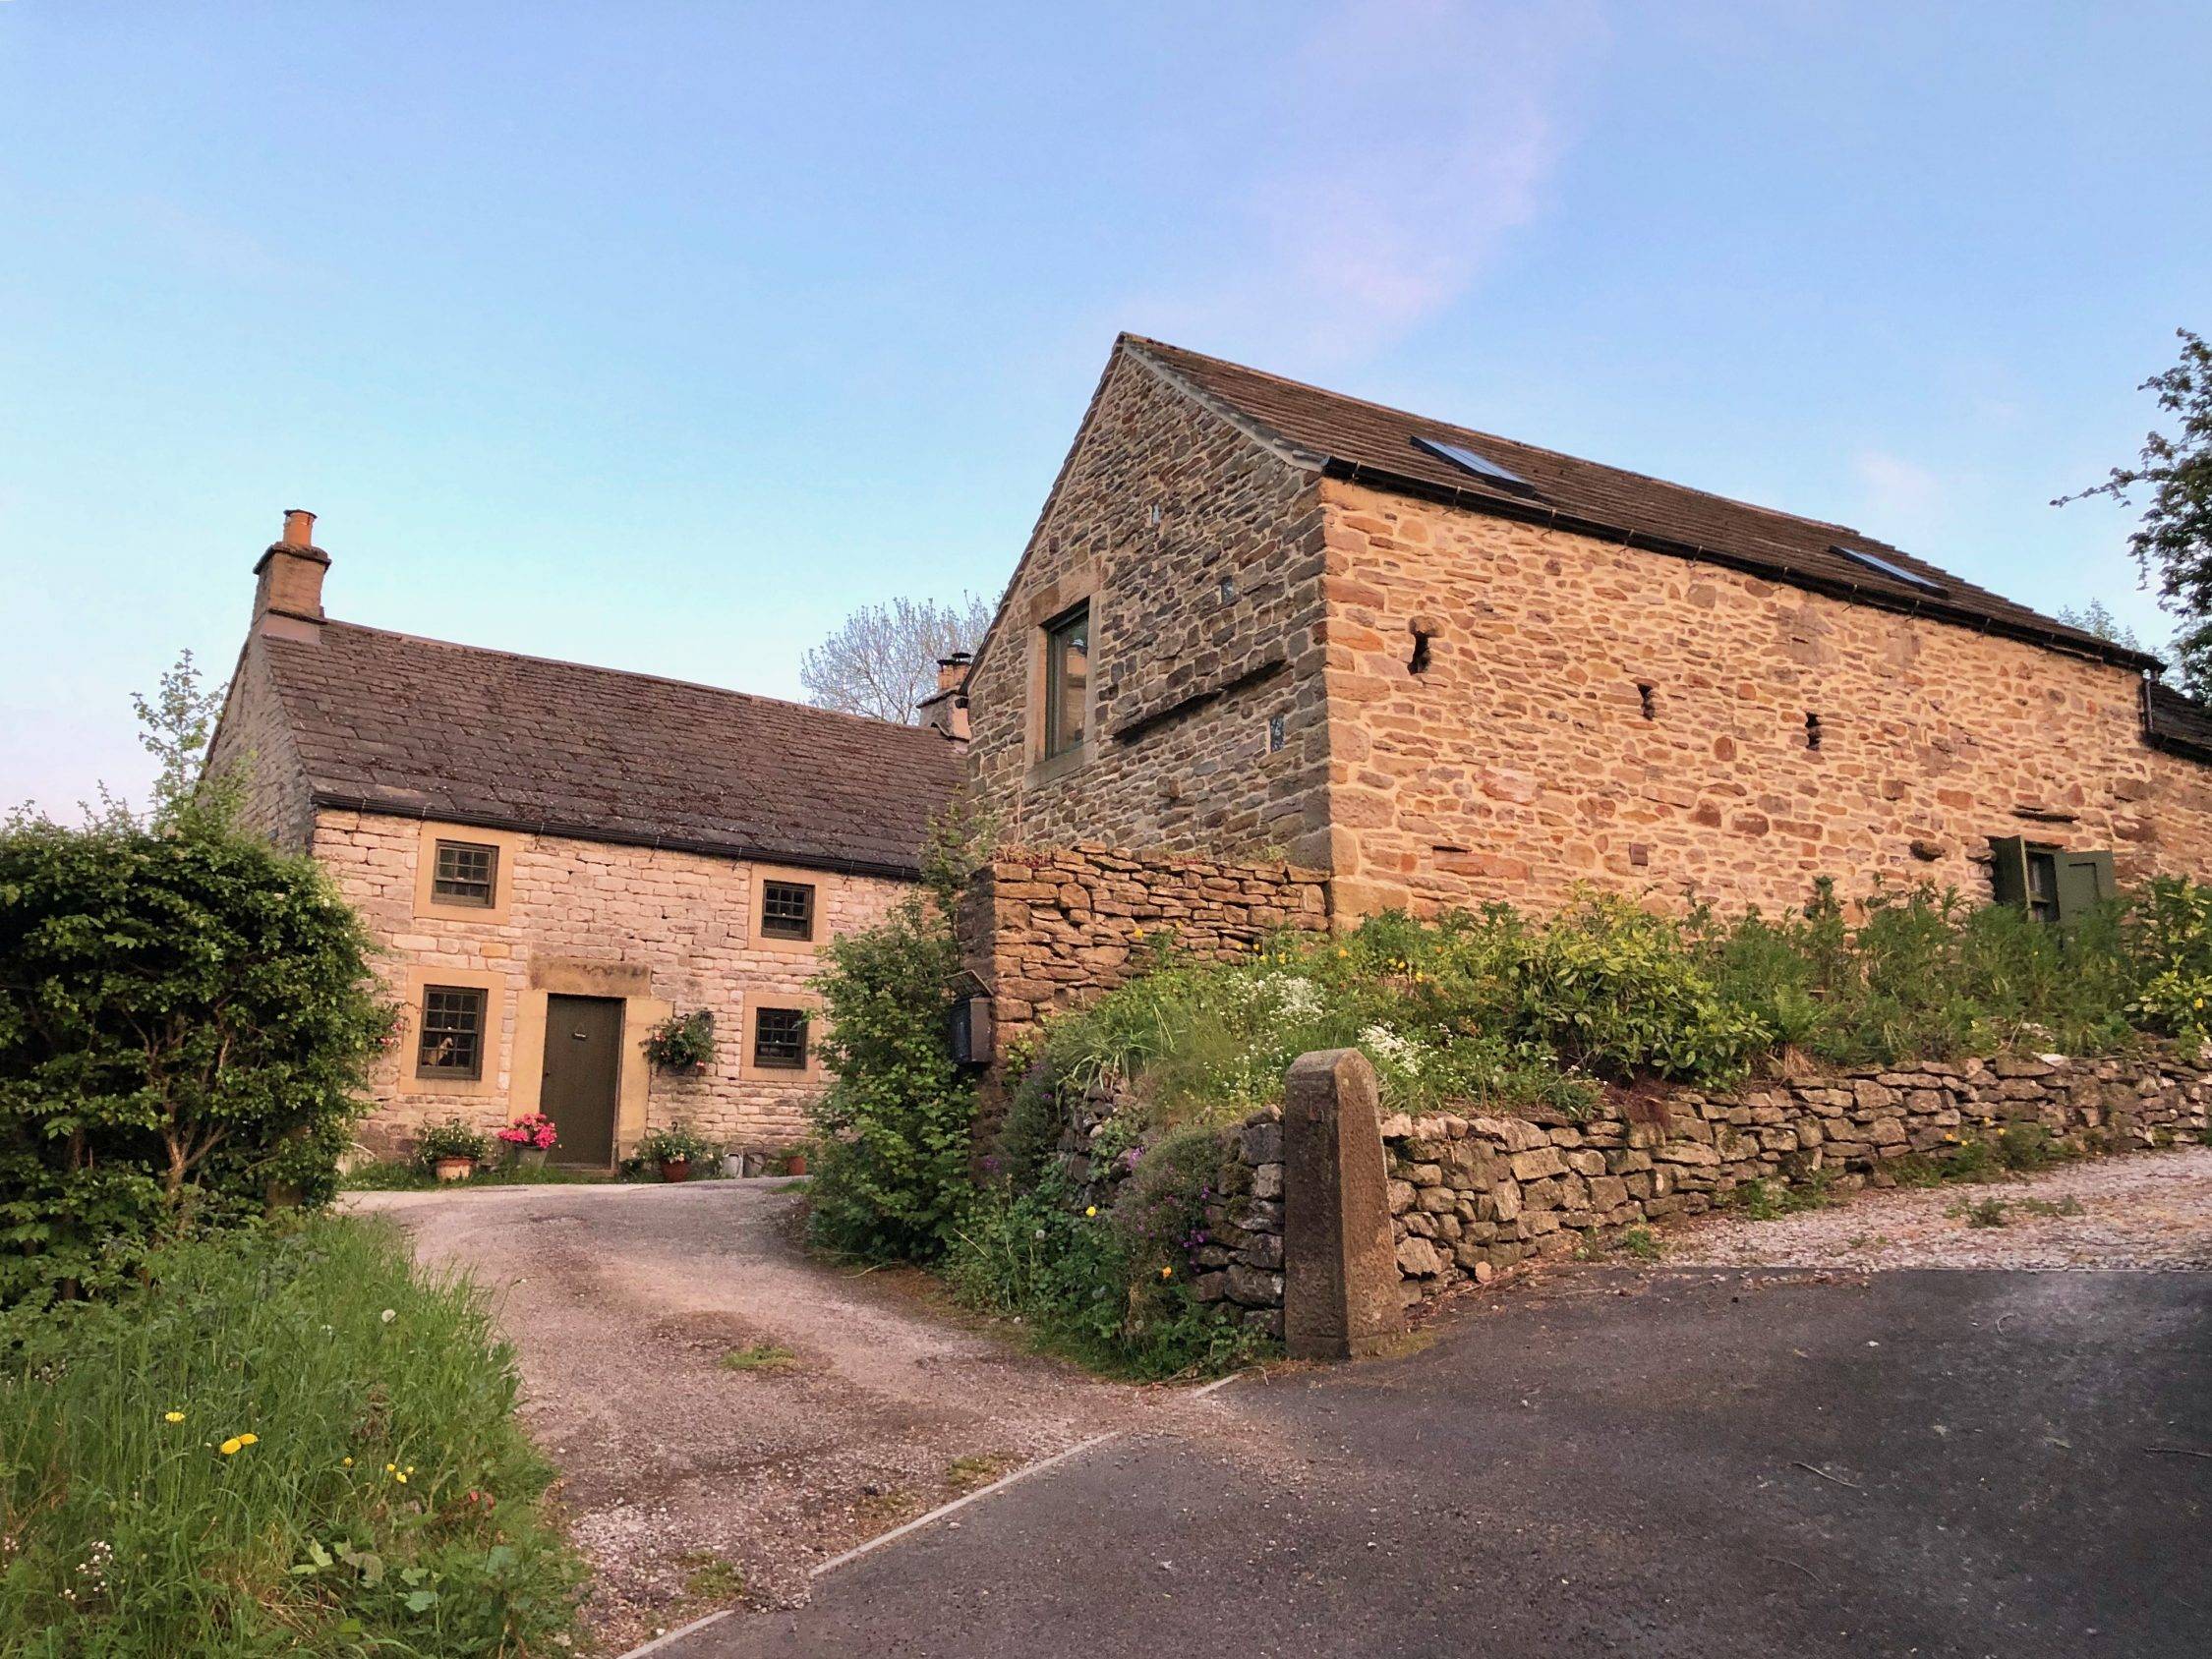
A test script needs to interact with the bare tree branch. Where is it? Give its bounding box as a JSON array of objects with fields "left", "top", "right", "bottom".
[{"left": 799, "top": 594, "right": 996, "bottom": 723}]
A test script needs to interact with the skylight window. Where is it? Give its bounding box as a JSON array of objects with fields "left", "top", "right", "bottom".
[
  {"left": 1412, "top": 434, "right": 1535, "bottom": 494},
  {"left": 1830, "top": 543, "right": 1946, "bottom": 595}
]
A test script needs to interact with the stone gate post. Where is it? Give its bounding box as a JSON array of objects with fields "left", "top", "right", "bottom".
[{"left": 1282, "top": 1048, "right": 1403, "bottom": 1360}]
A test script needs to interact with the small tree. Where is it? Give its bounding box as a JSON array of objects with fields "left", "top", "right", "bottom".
[
  {"left": 2053, "top": 600, "right": 2141, "bottom": 651},
  {"left": 2057, "top": 328, "right": 2212, "bottom": 695},
  {"left": 803, "top": 805, "right": 993, "bottom": 1261},
  {"left": 0, "top": 818, "right": 388, "bottom": 1305},
  {"left": 799, "top": 595, "right": 995, "bottom": 724}
]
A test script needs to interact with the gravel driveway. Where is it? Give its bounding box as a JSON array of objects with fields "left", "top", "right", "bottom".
[
  {"left": 348, "top": 1181, "right": 1152, "bottom": 1651},
  {"left": 1663, "top": 1144, "right": 2212, "bottom": 1271}
]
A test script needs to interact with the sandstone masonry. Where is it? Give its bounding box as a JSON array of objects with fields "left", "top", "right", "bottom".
[
  {"left": 1165, "top": 1046, "right": 2212, "bottom": 1334},
  {"left": 957, "top": 841, "right": 1330, "bottom": 1073}
]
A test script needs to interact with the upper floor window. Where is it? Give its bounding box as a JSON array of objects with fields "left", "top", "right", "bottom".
[
  {"left": 1043, "top": 601, "right": 1089, "bottom": 759},
  {"left": 432, "top": 839, "right": 497, "bottom": 907},
  {"left": 760, "top": 879, "right": 816, "bottom": 942},
  {"left": 417, "top": 986, "right": 487, "bottom": 1080}
]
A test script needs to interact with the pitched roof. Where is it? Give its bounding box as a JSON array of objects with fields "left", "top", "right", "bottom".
[
  {"left": 1124, "top": 336, "right": 2161, "bottom": 672},
  {"left": 2145, "top": 679, "right": 2212, "bottom": 761},
  {"left": 257, "top": 621, "right": 962, "bottom": 879}
]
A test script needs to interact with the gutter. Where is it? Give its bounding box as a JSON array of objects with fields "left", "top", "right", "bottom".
[
  {"left": 1322, "top": 458, "right": 2166, "bottom": 677},
  {"left": 307, "top": 792, "right": 927, "bottom": 884}
]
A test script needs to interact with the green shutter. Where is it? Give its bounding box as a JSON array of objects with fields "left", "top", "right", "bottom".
[
  {"left": 2055, "top": 849, "right": 2116, "bottom": 921},
  {"left": 1988, "top": 836, "right": 2030, "bottom": 910}
]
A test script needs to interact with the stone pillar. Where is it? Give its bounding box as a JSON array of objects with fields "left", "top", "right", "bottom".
[{"left": 1282, "top": 1048, "right": 1402, "bottom": 1360}]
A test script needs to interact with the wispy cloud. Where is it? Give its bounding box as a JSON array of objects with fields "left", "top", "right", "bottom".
[{"left": 1122, "top": 0, "right": 1606, "bottom": 365}]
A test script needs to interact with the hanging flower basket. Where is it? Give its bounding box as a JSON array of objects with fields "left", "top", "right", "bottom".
[{"left": 642, "top": 1009, "right": 717, "bottom": 1073}]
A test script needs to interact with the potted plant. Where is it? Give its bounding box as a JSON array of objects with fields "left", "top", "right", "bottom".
[
  {"left": 642, "top": 1009, "right": 717, "bottom": 1074},
  {"left": 638, "top": 1122, "right": 714, "bottom": 1181},
  {"left": 780, "top": 1146, "right": 810, "bottom": 1177},
  {"left": 417, "top": 1117, "right": 490, "bottom": 1182},
  {"left": 495, "top": 1112, "right": 559, "bottom": 1171}
]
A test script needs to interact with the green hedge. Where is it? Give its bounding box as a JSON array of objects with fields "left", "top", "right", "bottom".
[{"left": 0, "top": 818, "right": 387, "bottom": 1306}]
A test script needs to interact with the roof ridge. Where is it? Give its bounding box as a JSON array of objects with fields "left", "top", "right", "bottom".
[
  {"left": 308, "top": 619, "right": 953, "bottom": 743},
  {"left": 1122, "top": 333, "right": 1901, "bottom": 553}
]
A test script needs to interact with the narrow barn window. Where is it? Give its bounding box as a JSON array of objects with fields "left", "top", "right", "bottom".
[
  {"left": 1408, "top": 624, "right": 1433, "bottom": 674},
  {"left": 753, "top": 1006, "right": 809, "bottom": 1070},
  {"left": 760, "top": 879, "right": 816, "bottom": 942},
  {"left": 432, "top": 840, "right": 497, "bottom": 906},
  {"left": 1636, "top": 682, "right": 1657, "bottom": 720},
  {"left": 1267, "top": 712, "right": 1287, "bottom": 753},
  {"left": 1042, "top": 601, "right": 1090, "bottom": 759},
  {"left": 1806, "top": 712, "right": 1823, "bottom": 750},
  {"left": 417, "top": 987, "right": 486, "bottom": 1080}
]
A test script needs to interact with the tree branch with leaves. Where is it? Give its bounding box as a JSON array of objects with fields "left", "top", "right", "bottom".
[{"left": 2057, "top": 328, "right": 2212, "bottom": 695}]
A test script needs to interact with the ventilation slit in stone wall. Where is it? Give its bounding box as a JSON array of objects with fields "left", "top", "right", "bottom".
[
  {"left": 1806, "top": 711, "right": 1823, "bottom": 751},
  {"left": 1636, "top": 682, "right": 1657, "bottom": 720},
  {"left": 1408, "top": 623, "right": 1432, "bottom": 675}
]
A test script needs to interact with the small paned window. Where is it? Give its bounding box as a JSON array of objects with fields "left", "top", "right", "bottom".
[
  {"left": 753, "top": 1006, "right": 809, "bottom": 1070},
  {"left": 761, "top": 880, "right": 816, "bottom": 942},
  {"left": 432, "top": 840, "right": 497, "bottom": 906},
  {"left": 417, "top": 987, "right": 486, "bottom": 1080},
  {"left": 1989, "top": 837, "right": 2114, "bottom": 926},
  {"left": 1043, "top": 602, "right": 1090, "bottom": 760}
]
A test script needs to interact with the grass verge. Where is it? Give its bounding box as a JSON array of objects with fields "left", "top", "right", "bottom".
[{"left": 0, "top": 1215, "right": 582, "bottom": 1655}]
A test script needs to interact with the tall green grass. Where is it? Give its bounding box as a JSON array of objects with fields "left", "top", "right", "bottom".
[{"left": 0, "top": 1216, "right": 581, "bottom": 1655}]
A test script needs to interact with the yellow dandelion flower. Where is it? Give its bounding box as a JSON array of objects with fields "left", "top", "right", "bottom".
[
  {"left": 394, "top": 1471, "right": 408, "bottom": 1484},
  {"left": 342, "top": 1457, "right": 354, "bottom": 1467},
  {"left": 385, "top": 1463, "right": 397, "bottom": 1473},
  {"left": 1084, "top": 1206, "right": 1097, "bottom": 1218},
  {"left": 1159, "top": 1266, "right": 1173, "bottom": 1280},
  {"left": 237, "top": 1433, "right": 258, "bottom": 1447},
  {"left": 163, "top": 1410, "right": 186, "bottom": 1424},
  {"left": 219, "top": 1438, "right": 243, "bottom": 1456}
]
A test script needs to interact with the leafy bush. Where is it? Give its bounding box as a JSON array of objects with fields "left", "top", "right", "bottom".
[
  {"left": 0, "top": 1216, "right": 582, "bottom": 1653},
  {"left": 0, "top": 817, "right": 387, "bottom": 1307},
  {"left": 1018, "top": 876, "right": 2212, "bottom": 1158},
  {"left": 806, "top": 887, "right": 975, "bottom": 1260},
  {"left": 942, "top": 1159, "right": 1270, "bottom": 1380}
]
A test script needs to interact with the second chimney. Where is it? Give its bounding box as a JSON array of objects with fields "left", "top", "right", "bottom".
[{"left": 252, "top": 507, "right": 330, "bottom": 636}]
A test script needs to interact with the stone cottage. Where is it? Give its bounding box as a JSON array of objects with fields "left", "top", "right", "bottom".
[
  {"left": 961, "top": 335, "right": 2212, "bottom": 927},
  {"left": 208, "top": 511, "right": 962, "bottom": 1165}
]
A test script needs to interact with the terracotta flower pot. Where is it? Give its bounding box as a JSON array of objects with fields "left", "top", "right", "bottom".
[
  {"left": 660, "top": 1158, "right": 692, "bottom": 1182},
  {"left": 435, "top": 1156, "right": 476, "bottom": 1183},
  {"left": 783, "top": 1153, "right": 808, "bottom": 1176}
]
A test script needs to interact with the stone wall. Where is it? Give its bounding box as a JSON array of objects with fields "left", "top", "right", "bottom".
[
  {"left": 958, "top": 841, "right": 1330, "bottom": 1070},
  {"left": 206, "top": 636, "right": 320, "bottom": 853},
  {"left": 1187, "top": 1047, "right": 2212, "bottom": 1331},
  {"left": 961, "top": 345, "right": 1334, "bottom": 865},
  {"left": 1314, "top": 477, "right": 2212, "bottom": 919},
  {"left": 313, "top": 808, "right": 912, "bottom": 1157}
]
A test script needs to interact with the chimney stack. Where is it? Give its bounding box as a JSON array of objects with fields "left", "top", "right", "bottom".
[
  {"left": 252, "top": 507, "right": 330, "bottom": 638},
  {"left": 918, "top": 652, "right": 972, "bottom": 741}
]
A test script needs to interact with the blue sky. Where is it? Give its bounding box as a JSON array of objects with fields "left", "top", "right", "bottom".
[{"left": 3, "top": 1, "right": 2207, "bottom": 814}]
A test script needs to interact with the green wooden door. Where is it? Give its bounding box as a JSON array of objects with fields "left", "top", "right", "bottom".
[{"left": 541, "top": 995, "right": 623, "bottom": 1168}]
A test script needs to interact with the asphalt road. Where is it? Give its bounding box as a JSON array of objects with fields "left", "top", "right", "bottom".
[{"left": 677, "top": 1268, "right": 2211, "bottom": 1658}]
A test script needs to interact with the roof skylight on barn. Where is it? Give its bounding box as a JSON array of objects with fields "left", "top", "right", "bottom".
[
  {"left": 1830, "top": 543, "right": 1947, "bottom": 595},
  {"left": 1412, "top": 434, "right": 1536, "bottom": 495}
]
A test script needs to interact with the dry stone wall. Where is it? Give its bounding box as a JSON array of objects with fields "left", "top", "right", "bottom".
[
  {"left": 959, "top": 841, "right": 1330, "bottom": 1071},
  {"left": 1182, "top": 1046, "right": 2211, "bottom": 1329}
]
